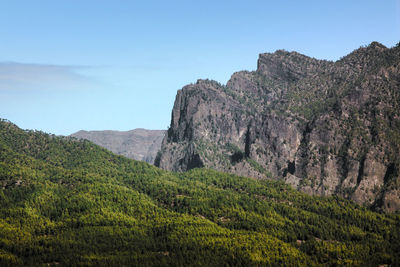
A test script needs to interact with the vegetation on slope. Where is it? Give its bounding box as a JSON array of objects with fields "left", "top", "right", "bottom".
[{"left": 0, "top": 119, "right": 399, "bottom": 266}]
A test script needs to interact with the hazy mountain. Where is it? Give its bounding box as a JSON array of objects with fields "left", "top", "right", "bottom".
[
  {"left": 156, "top": 42, "right": 400, "bottom": 212},
  {"left": 70, "top": 129, "right": 165, "bottom": 164}
]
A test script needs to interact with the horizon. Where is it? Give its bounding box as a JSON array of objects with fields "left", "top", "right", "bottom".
[{"left": 1, "top": 0, "right": 399, "bottom": 135}]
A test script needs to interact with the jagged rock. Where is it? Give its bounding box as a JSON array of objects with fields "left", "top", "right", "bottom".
[
  {"left": 156, "top": 42, "right": 400, "bottom": 212},
  {"left": 70, "top": 129, "right": 165, "bottom": 164}
]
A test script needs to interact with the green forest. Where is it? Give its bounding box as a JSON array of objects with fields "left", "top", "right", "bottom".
[{"left": 0, "top": 118, "right": 399, "bottom": 266}]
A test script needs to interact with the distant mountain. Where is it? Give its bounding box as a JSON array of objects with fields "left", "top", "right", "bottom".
[
  {"left": 70, "top": 129, "right": 165, "bottom": 163},
  {"left": 156, "top": 42, "right": 400, "bottom": 212}
]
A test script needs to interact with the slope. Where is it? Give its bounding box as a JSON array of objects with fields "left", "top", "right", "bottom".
[{"left": 0, "top": 119, "right": 399, "bottom": 266}]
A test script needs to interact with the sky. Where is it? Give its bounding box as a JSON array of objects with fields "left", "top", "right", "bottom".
[{"left": 0, "top": 0, "right": 399, "bottom": 135}]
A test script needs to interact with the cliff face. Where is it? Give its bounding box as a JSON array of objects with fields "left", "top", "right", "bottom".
[
  {"left": 156, "top": 42, "right": 400, "bottom": 212},
  {"left": 71, "top": 129, "right": 165, "bottom": 164}
]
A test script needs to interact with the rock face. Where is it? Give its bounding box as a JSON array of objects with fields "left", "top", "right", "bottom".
[
  {"left": 156, "top": 42, "right": 400, "bottom": 212},
  {"left": 71, "top": 129, "right": 165, "bottom": 164}
]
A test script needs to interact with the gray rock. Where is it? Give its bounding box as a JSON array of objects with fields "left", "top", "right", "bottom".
[{"left": 156, "top": 42, "right": 400, "bottom": 212}]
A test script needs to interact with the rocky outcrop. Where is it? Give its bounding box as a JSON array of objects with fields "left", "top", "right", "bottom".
[
  {"left": 156, "top": 42, "right": 400, "bottom": 212},
  {"left": 71, "top": 129, "right": 165, "bottom": 164}
]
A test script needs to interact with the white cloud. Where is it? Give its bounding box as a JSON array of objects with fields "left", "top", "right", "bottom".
[{"left": 0, "top": 62, "right": 96, "bottom": 91}]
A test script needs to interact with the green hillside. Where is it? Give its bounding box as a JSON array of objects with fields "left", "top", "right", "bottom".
[{"left": 0, "top": 119, "right": 399, "bottom": 266}]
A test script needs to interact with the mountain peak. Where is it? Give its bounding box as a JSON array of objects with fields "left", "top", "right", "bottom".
[
  {"left": 368, "top": 41, "right": 386, "bottom": 49},
  {"left": 256, "top": 49, "right": 331, "bottom": 82}
]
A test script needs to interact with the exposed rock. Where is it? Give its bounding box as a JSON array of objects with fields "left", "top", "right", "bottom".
[
  {"left": 156, "top": 42, "right": 400, "bottom": 212},
  {"left": 71, "top": 129, "right": 165, "bottom": 164}
]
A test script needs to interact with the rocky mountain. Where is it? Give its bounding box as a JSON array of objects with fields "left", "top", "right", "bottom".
[
  {"left": 156, "top": 41, "right": 400, "bottom": 212},
  {"left": 71, "top": 129, "right": 165, "bottom": 163}
]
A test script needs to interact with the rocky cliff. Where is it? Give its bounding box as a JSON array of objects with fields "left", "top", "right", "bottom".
[
  {"left": 71, "top": 129, "right": 165, "bottom": 163},
  {"left": 156, "top": 42, "right": 400, "bottom": 212}
]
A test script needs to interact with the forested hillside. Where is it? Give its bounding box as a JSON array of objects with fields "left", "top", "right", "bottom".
[{"left": 0, "top": 119, "right": 399, "bottom": 266}]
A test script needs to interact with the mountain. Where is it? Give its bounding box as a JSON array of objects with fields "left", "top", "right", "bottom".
[
  {"left": 155, "top": 42, "right": 400, "bottom": 212},
  {"left": 0, "top": 118, "right": 399, "bottom": 266},
  {"left": 70, "top": 129, "right": 165, "bottom": 164}
]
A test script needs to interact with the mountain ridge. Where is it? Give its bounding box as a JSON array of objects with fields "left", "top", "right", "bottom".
[
  {"left": 156, "top": 41, "right": 400, "bottom": 212},
  {"left": 70, "top": 128, "right": 165, "bottom": 164}
]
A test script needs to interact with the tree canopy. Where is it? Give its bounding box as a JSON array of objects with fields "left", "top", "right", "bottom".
[{"left": 0, "top": 119, "right": 399, "bottom": 266}]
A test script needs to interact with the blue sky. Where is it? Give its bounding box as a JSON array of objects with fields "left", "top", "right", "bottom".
[{"left": 0, "top": 0, "right": 399, "bottom": 135}]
